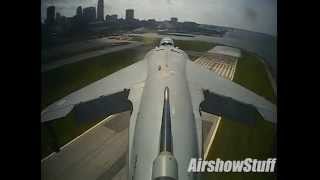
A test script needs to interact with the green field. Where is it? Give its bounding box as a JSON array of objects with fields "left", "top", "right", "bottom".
[
  {"left": 41, "top": 45, "right": 152, "bottom": 109},
  {"left": 233, "top": 52, "right": 276, "bottom": 104},
  {"left": 204, "top": 52, "right": 277, "bottom": 180},
  {"left": 130, "top": 36, "right": 216, "bottom": 52},
  {"left": 203, "top": 114, "right": 276, "bottom": 180},
  {"left": 42, "top": 43, "right": 129, "bottom": 64}
]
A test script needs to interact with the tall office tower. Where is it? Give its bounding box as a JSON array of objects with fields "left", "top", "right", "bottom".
[{"left": 97, "top": 0, "right": 104, "bottom": 21}]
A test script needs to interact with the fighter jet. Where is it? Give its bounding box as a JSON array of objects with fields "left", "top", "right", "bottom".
[{"left": 41, "top": 37, "right": 276, "bottom": 180}]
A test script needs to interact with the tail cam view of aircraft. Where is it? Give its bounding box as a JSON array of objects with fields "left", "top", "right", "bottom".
[{"left": 41, "top": 37, "right": 277, "bottom": 180}]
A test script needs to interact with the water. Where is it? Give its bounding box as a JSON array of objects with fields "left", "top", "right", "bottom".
[{"left": 129, "top": 30, "right": 277, "bottom": 79}]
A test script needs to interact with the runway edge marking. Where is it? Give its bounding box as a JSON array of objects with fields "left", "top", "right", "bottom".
[{"left": 41, "top": 114, "right": 117, "bottom": 163}]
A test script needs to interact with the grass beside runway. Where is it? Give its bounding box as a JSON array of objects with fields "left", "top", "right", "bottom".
[
  {"left": 204, "top": 52, "right": 276, "bottom": 180},
  {"left": 130, "top": 36, "right": 213, "bottom": 61},
  {"left": 130, "top": 36, "right": 216, "bottom": 52},
  {"left": 203, "top": 115, "right": 276, "bottom": 180},
  {"left": 233, "top": 52, "right": 276, "bottom": 104},
  {"left": 42, "top": 43, "right": 122, "bottom": 64},
  {"left": 41, "top": 45, "right": 152, "bottom": 109}
]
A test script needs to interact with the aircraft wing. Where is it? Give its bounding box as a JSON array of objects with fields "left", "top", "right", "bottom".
[
  {"left": 186, "top": 60, "right": 276, "bottom": 123},
  {"left": 41, "top": 60, "right": 148, "bottom": 123}
]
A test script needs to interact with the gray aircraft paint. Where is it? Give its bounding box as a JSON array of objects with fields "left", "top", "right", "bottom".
[{"left": 129, "top": 45, "right": 199, "bottom": 180}]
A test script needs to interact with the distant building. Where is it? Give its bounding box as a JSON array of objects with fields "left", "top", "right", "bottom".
[
  {"left": 46, "top": 6, "right": 55, "bottom": 24},
  {"left": 147, "top": 19, "right": 156, "bottom": 25},
  {"left": 56, "top": 12, "right": 61, "bottom": 20},
  {"left": 76, "top": 6, "right": 82, "bottom": 17},
  {"left": 55, "top": 14, "right": 68, "bottom": 33},
  {"left": 55, "top": 12, "right": 62, "bottom": 25},
  {"left": 145, "top": 19, "right": 157, "bottom": 28},
  {"left": 125, "top": 9, "right": 134, "bottom": 20},
  {"left": 106, "top": 14, "right": 118, "bottom": 23},
  {"left": 170, "top": 17, "right": 178, "bottom": 23},
  {"left": 105, "top": 15, "right": 110, "bottom": 22},
  {"left": 97, "top": 0, "right": 104, "bottom": 21},
  {"left": 74, "top": 6, "right": 83, "bottom": 24},
  {"left": 83, "top": 7, "right": 96, "bottom": 23}
]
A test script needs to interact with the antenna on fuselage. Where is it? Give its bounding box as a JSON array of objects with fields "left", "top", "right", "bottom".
[
  {"left": 160, "top": 87, "right": 173, "bottom": 152},
  {"left": 152, "top": 87, "right": 178, "bottom": 180}
]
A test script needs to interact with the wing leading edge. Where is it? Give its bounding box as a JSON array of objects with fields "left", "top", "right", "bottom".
[
  {"left": 186, "top": 60, "right": 277, "bottom": 123},
  {"left": 41, "top": 60, "right": 148, "bottom": 123}
]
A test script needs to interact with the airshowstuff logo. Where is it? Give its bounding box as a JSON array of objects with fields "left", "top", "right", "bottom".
[{"left": 188, "top": 158, "right": 276, "bottom": 173}]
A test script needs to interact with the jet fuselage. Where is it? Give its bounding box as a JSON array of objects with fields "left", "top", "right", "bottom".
[{"left": 129, "top": 44, "right": 199, "bottom": 180}]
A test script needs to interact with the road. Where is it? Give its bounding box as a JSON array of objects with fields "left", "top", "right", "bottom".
[{"left": 41, "top": 41, "right": 143, "bottom": 72}]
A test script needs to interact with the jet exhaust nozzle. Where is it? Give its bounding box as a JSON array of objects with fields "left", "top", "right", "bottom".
[{"left": 152, "top": 152, "right": 178, "bottom": 180}]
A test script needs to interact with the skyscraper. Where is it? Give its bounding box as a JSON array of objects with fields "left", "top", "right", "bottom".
[
  {"left": 46, "top": 6, "right": 55, "bottom": 24},
  {"left": 97, "top": 0, "right": 104, "bottom": 21},
  {"left": 125, "top": 9, "right": 134, "bottom": 20}
]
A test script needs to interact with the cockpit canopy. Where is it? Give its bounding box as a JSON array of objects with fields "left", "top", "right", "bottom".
[{"left": 160, "top": 37, "right": 174, "bottom": 46}]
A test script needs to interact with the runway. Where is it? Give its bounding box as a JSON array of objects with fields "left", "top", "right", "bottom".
[
  {"left": 41, "top": 41, "right": 143, "bottom": 72},
  {"left": 41, "top": 47, "right": 240, "bottom": 180},
  {"left": 41, "top": 112, "right": 130, "bottom": 180},
  {"left": 41, "top": 112, "right": 220, "bottom": 180}
]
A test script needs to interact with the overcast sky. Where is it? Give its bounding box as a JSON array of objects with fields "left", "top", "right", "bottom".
[{"left": 41, "top": 0, "right": 277, "bottom": 36}]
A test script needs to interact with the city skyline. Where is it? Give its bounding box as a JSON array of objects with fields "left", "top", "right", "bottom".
[{"left": 41, "top": 0, "right": 276, "bottom": 36}]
